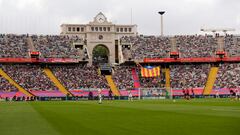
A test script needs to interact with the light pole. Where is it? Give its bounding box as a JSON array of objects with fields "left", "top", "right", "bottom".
[{"left": 158, "top": 11, "right": 165, "bottom": 36}]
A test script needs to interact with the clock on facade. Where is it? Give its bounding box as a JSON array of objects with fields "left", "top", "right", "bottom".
[
  {"left": 99, "top": 35, "right": 103, "bottom": 40},
  {"left": 96, "top": 14, "right": 106, "bottom": 23}
]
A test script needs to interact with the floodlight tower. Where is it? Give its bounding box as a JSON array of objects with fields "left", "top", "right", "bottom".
[{"left": 158, "top": 11, "right": 165, "bottom": 36}]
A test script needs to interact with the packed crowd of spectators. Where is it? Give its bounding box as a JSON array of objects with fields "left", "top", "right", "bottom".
[
  {"left": 0, "top": 34, "right": 29, "bottom": 58},
  {"left": 1, "top": 63, "right": 240, "bottom": 92},
  {"left": 139, "top": 76, "right": 165, "bottom": 88},
  {"left": 121, "top": 36, "right": 171, "bottom": 60},
  {"left": 51, "top": 65, "right": 109, "bottom": 90},
  {"left": 32, "top": 35, "right": 82, "bottom": 58},
  {"left": 2, "top": 65, "right": 57, "bottom": 91},
  {"left": 214, "top": 63, "right": 240, "bottom": 88},
  {"left": 0, "top": 76, "right": 18, "bottom": 92},
  {"left": 170, "top": 64, "right": 210, "bottom": 89},
  {"left": 175, "top": 35, "right": 217, "bottom": 58},
  {"left": 121, "top": 35, "right": 222, "bottom": 60},
  {"left": 1, "top": 34, "right": 240, "bottom": 59},
  {"left": 112, "top": 66, "right": 134, "bottom": 90},
  {"left": 224, "top": 36, "right": 240, "bottom": 57}
]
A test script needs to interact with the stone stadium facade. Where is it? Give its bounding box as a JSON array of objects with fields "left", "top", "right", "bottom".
[{"left": 61, "top": 12, "right": 137, "bottom": 64}]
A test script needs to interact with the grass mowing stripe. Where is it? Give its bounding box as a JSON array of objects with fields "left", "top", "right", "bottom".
[
  {"left": 30, "top": 101, "right": 103, "bottom": 135},
  {"left": 0, "top": 102, "right": 60, "bottom": 135}
]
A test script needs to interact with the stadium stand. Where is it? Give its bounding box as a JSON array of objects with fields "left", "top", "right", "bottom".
[
  {"left": 0, "top": 34, "right": 29, "bottom": 58},
  {"left": 0, "top": 76, "right": 18, "bottom": 92},
  {"left": 214, "top": 63, "right": 240, "bottom": 88},
  {"left": 224, "top": 36, "right": 240, "bottom": 57},
  {"left": 0, "top": 67, "right": 33, "bottom": 97},
  {"left": 121, "top": 36, "right": 171, "bottom": 60},
  {"left": 2, "top": 65, "right": 57, "bottom": 91},
  {"left": 32, "top": 35, "right": 81, "bottom": 58},
  {"left": 175, "top": 35, "right": 217, "bottom": 58},
  {"left": 112, "top": 66, "right": 134, "bottom": 90},
  {"left": 50, "top": 65, "right": 109, "bottom": 90},
  {"left": 170, "top": 64, "right": 210, "bottom": 89},
  {"left": 1, "top": 34, "right": 240, "bottom": 98},
  {"left": 0, "top": 34, "right": 239, "bottom": 59}
]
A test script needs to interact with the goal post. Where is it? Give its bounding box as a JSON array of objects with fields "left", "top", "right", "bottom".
[{"left": 138, "top": 87, "right": 169, "bottom": 100}]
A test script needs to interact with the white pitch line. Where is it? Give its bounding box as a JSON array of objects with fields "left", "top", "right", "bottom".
[{"left": 212, "top": 108, "right": 240, "bottom": 112}]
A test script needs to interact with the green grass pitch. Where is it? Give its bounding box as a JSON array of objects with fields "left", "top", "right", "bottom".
[{"left": 0, "top": 99, "right": 240, "bottom": 135}]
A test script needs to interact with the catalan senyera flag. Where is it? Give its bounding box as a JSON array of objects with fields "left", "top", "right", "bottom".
[{"left": 141, "top": 66, "right": 160, "bottom": 77}]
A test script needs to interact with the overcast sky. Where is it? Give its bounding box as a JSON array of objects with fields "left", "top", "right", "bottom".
[{"left": 0, "top": 0, "right": 239, "bottom": 35}]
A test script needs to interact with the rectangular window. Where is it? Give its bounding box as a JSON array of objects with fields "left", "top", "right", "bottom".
[
  {"left": 108, "top": 27, "right": 111, "bottom": 31},
  {"left": 95, "top": 27, "right": 98, "bottom": 31},
  {"left": 117, "top": 28, "right": 119, "bottom": 32},
  {"left": 120, "top": 28, "right": 123, "bottom": 32},
  {"left": 124, "top": 28, "right": 127, "bottom": 32},
  {"left": 91, "top": 27, "right": 94, "bottom": 31},
  {"left": 81, "top": 27, "right": 84, "bottom": 32},
  {"left": 77, "top": 27, "right": 80, "bottom": 32},
  {"left": 68, "top": 27, "right": 71, "bottom": 32},
  {"left": 103, "top": 27, "right": 106, "bottom": 31},
  {"left": 129, "top": 28, "right": 132, "bottom": 32},
  {"left": 73, "top": 27, "right": 76, "bottom": 32},
  {"left": 99, "top": 27, "right": 102, "bottom": 31}
]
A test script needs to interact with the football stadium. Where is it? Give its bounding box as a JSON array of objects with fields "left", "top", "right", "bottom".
[{"left": 0, "top": 0, "right": 240, "bottom": 135}]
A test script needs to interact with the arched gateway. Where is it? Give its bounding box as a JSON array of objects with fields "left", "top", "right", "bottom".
[{"left": 92, "top": 44, "right": 109, "bottom": 65}]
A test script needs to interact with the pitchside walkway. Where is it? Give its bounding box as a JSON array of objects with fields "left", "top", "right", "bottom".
[
  {"left": 43, "top": 67, "right": 72, "bottom": 96},
  {"left": 0, "top": 68, "right": 33, "bottom": 96}
]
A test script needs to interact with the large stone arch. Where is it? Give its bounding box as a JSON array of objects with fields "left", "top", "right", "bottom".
[
  {"left": 88, "top": 43, "right": 115, "bottom": 65},
  {"left": 92, "top": 44, "right": 110, "bottom": 64}
]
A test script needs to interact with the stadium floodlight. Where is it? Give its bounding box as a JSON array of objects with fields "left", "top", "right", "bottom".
[
  {"left": 158, "top": 11, "right": 165, "bottom": 15},
  {"left": 158, "top": 11, "right": 165, "bottom": 36}
]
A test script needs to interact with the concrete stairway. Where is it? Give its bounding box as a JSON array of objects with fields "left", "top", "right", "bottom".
[
  {"left": 203, "top": 66, "right": 219, "bottom": 95},
  {"left": 165, "top": 68, "right": 171, "bottom": 92},
  {"left": 27, "top": 37, "right": 36, "bottom": 51},
  {"left": 105, "top": 75, "right": 120, "bottom": 96},
  {"left": 43, "top": 68, "right": 72, "bottom": 96}
]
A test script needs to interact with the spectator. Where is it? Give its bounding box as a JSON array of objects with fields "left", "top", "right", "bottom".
[
  {"left": 32, "top": 35, "right": 82, "bottom": 58},
  {"left": 0, "top": 76, "right": 18, "bottom": 92},
  {"left": 112, "top": 66, "right": 134, "bottom": 90},
  {"left": 0, "top": 34, "right": 29, "bottom": 58},
  {"left": 170, "top": 64, "right": 209, "bottom": 89},
  {"left": 2, "top": 65, "right": 57, "bottom": 91},
  {"left": 51, "top": 65, "right": 109, "bottom": 90},
  {"left": 214, "top": 63, "right": 240, "bottom": 88}
]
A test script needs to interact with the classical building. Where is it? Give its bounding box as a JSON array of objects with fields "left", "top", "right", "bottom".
[{"left": 60, "top": 12, "right": 137, "bottom": 65}]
